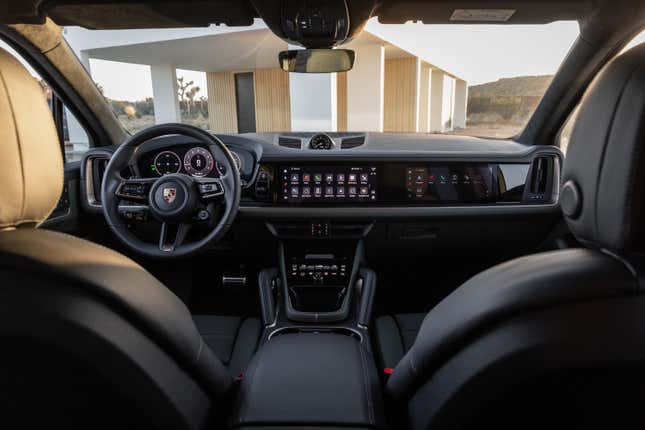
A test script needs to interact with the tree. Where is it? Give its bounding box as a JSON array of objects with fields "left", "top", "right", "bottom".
[
  {"left": 177, "top": 76, "right": 194, "bottom": 108},
  {"left": 186, "top": 86, "right": 200, "bottom": 114}
]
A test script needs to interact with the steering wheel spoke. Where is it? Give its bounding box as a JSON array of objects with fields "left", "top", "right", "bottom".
[
  {"left": 159, "top": 222, "right": 191, "bottom": 253},
  {"left": 115, "top": 177, "right": 156, "bottom": 202}
]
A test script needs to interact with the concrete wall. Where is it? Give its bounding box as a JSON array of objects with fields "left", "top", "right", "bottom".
[
  {"left": 453, "top": 79, "right": 468, "bottom": 129},
  {"left": 150, "top": 64, "right": 180, "bottom": 123},
  {"left": 429, "top": 69, "right": 445, "bottom": 133},
  {"left": 418, "top": 63, "right": 431, "bottom": 133},
  {"left": 346, "top": 44, "right": 384, "bottom": 132}
]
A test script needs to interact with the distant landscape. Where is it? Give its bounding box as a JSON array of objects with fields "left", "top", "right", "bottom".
[{"left": 458, "top": 74, "right": 554, "bottom": 138}]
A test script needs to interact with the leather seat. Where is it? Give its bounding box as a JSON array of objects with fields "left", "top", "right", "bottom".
[
  {"left": 192, "top": 315, "right": 261, "bottom": 377},
  {"left": 375, "top": 313, "right": 425, "bottom": 369},
  {"left": 0, "top": 48, "right": 258, "bottom": 429},
  {"left": 378, "top": 43, "right": 645, "bottom": 430}
]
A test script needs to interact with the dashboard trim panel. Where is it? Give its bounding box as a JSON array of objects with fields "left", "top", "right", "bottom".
[{"left": 238, "top": 202, "right": 560, "bottom": 219}]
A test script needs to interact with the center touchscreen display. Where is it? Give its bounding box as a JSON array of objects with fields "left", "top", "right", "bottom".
[
  {"left": 406, "top": 164, "right": 494, "bottom": 202},
  {"left": 279, "top": 165, "right": 377, "bottom": 203}
]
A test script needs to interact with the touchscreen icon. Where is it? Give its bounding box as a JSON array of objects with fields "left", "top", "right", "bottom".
[
  {"left": 325, "top": 186, "right": 334, "bottom": 195},
  {"left": 314, "top": 186, "right": 322, "bottom": 196},
  {"left": 348, "top": 186, "right": 357, "bottom": 195},
  {"left": 360, "top": 173, "right": 369, "bottom": 182},
  {"left": 302, "top": 173, "right": 311, "bottom": 182},
  {"left": 302, "top": 187, "right": 311, "bottom": 196},
  {"left": 313, "top": 173, "right": 322, "bottom": 183},
  {"left": 360, "top": 186, "right": 369, "bottom": 195},
  {"left": 290, "top": 174, "right": 300, "bottom": 182},
  {"left": 337, "top": 187, "right": 345, "bottom": 195},
  {"left": 290, "top": 186, "right": 299, "bottom": 196},
  {"left": 325, "top": 174, "right": 334, "bottom": 183},
  {"left": 348, "top": 174, "right": 357, "bottom": 182},
  {"left": 337, "top": 174, "right": 345, "bottom": 182}
]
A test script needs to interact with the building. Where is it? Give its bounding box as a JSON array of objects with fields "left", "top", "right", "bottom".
[{"left": 66, "top": 24, "right": 467, "bottom": 134}]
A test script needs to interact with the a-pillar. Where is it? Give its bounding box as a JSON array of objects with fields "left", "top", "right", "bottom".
[
  {"left": 150, "top": 64, "right": 180, "bottom": 124},
  {"left": 346, "top": 44, "right": 384, "bottom": 132},
  {"left": 453, "top": 79, "right": 468, "bottom": 129},
  {"left": 429, "top": 69, "right": 445, "bottom": 133}
]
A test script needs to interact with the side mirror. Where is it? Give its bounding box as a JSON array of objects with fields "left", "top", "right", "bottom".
[{"left": 279, "top": 49, "right": 355, "bottom": 73}]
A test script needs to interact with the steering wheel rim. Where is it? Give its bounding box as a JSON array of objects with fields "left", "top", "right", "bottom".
[{"left": 101, "top": 123, "right": 240, "bottom": 258}]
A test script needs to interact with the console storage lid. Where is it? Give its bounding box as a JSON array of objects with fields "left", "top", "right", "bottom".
[{"left": 232, "top": 329, "right": 385, "bottom": 428}]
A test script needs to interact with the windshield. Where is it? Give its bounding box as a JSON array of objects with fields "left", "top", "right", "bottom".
[{"left": 62, "top": 19, "right": 579, "bottom": 138}]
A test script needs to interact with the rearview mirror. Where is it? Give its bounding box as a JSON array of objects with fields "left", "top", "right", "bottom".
[{"left": 279, "top": 49, "right": 355, "bottom": 73}]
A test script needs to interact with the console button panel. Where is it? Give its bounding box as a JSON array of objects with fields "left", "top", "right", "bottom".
[{"left": 287, "top": 255, "right": 350, "bottom": 285}]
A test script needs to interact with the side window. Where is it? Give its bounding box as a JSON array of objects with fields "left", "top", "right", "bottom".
[{"left": 0, "top": 40, "right": 91, "bottom": 163}]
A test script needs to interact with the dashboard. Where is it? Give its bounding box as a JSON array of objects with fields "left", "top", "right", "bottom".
[{"left": 82, "top": 132, "right": 562, "bottom": 218}]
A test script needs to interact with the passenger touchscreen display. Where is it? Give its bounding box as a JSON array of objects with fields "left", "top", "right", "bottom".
[
  {"left": 405, "top": 164, "right": 494, "bottom": 202},
  {"left": 279, "top": 165, "right": 378, "bottom": 203}
]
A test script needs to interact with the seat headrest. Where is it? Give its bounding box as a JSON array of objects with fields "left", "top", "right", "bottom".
[
  {"left": 562, "top": 43, "right": 645, "bottom": 254},
  {"left": 0, "top": 48, "right": 63, "bottom": 230}
]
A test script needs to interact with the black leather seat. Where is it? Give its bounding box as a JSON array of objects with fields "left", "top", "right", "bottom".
[
  {"left": 375, "top": 313, "right": 426, "bottom": 369},
  {"left": 0, "top": 48, "right": 259, "bottom": 429},
  {"left": 192, "top": 315, "right": 261, "bottom": 377},
  {"left": 377, "top": 43, "right": 645, "bottom": 430}
]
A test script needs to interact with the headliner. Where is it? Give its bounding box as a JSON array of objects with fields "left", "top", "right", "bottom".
[{"left": 4, "top": 0, "right": 593, "bottom": 29}]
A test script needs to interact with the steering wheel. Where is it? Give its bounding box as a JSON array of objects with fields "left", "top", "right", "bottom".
[{"left": 101, "top": 123, "right": 240, "bottom": 258}]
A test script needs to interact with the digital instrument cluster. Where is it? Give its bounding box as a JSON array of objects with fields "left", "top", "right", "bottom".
[{"left": 145, "top": 146, "right": 242, "bottom": 178}]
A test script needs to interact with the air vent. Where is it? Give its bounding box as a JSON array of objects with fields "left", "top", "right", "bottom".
[
  {"left": 278, "top": 137, "right": 302, "bottom": 149},
  {"left": 340, "top": 135, "right": 365, "bottom": 149},
  {"left": 84, "top": 155, "right": 108, "bottom": 207},
  {"left": 527, "top": 156, "right": 554, "bottom": 202},
  {"left": 309, "top": 134, "right": 333, "bottom": 150}
]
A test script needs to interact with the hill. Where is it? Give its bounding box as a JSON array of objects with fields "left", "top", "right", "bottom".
[{"left": 469, "top": 75, "right": 554, "bottom": 98}]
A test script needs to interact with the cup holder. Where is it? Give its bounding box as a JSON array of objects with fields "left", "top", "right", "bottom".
[
  {"left": 268, "top": 326, "right": 362, "bottom": 342},
  {"left": 288, "top": 285, "right": 347, "bottom": 313}
]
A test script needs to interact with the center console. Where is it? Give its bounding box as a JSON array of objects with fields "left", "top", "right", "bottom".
[
  {"left": 233, "top": 219, "right": 383, "bottom": 429},
  {"left": 281, "top": 238, "right": 361, "bottom": 323}
]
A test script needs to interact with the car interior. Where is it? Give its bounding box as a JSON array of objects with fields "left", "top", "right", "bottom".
[{"left": 0, "top": 0, "right": 644, "bottom": 429}]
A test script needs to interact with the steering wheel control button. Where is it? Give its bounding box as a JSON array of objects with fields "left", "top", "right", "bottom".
[
  {"left": 197, "top": 209, "right": 210, "bottom": 220},
  {"left": 116, "top": 181, "right": 152, "bottom": 201},
  {"left": 198, "top": 180, "right": 224, "bottom": 199}
]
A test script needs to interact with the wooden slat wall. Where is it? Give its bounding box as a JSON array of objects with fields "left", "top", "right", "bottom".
[
  {"left": 253, "top": 68, "right": 291, "bottom": 132},
  {"left": 206, "top": 71, "right": 237, "bottom": 133},
  {"left": 383, "top": 57, "right": 418, "bottom": 132},
  {"left": 336, "top": 72, "right": 348, "bottom": 131}
]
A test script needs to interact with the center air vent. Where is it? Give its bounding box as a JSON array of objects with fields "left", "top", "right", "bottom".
[
  {"left": 309, "top": 134, "right": 333, "bottom": 150},
  {"left": 278, "top": 136, "right": 302, "bottom": 149}
]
